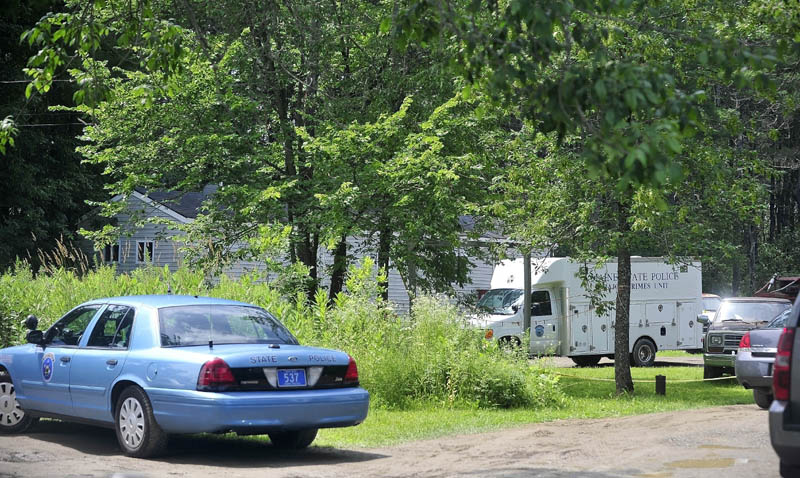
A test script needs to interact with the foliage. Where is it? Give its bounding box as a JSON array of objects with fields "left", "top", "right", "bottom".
[{"left": 0, "top": 259, "right": 564, "bottom": 410}]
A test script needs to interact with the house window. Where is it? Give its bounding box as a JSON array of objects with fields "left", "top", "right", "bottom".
[
  {"left": 137, "top": 241, "right": 154, "bottom": 263},
  {"left": 103, "top": 244, "right": 120, "bottom": 263}
]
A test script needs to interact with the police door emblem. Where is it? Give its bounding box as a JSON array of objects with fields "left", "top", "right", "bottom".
[
  {"left": 42, "top": 352, "right": 55, "bottom": 382},
  {"left": 534, "top": 325, "right": 545, "bottom": 337}
]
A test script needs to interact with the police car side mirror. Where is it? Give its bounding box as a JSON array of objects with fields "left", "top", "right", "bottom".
[
  {"left": 24, "top": 314, "right": 38, "bottom": 330},
  {"left": 26, "top": 330, "right": 44, "bottom": 346},
  {"left": 696, "top": 314, "right": 710, "bottom": 325},
  {"left": 511, "top": 304, "right": 520, "bottom": 313}
]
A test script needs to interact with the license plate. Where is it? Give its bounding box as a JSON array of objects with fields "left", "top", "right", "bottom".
[{"left": 277, "top": 369, "right": 307, "bottom": 387}]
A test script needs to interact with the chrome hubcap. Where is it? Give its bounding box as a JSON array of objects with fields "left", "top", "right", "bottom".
[
  {"left": 0, "top": 382, "right": 24, "bottom": 427},
  {"left": 119, "top": 397, "right": 145, "bottom": 449},
  {"left": 639, "top": 346, "right": 653, "bottom": 363}
]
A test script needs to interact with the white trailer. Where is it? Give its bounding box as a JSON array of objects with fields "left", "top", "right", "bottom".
[{"left": 471, "top": 257, "right": 704, "bottom": 366}]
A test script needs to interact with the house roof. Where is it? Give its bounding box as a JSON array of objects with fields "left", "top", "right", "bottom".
[{"left": 134, "top": 185, "right": 218, "bottom": 220}]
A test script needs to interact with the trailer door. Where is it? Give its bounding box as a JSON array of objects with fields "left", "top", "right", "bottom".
[{"left": 529, "top": 290, "right": 559, "bottom": 355}]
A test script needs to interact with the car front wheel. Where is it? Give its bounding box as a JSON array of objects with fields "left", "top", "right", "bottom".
[
  {"left": 115, "top": 386, "right": 168, "bottom": 458},
  {"left": 268, "top": 429, "right": 318, "bottom": 449},
  {"left": 0, "top": 379, "right": 38, "bottom": 434}
]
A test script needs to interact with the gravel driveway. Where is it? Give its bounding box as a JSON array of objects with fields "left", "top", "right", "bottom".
[{"left": 0, "top": 405, "right": 777, "bottom": 478}]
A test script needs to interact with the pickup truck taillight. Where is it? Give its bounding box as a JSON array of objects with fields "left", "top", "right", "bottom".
[{"left": 773, "top": 328, "right": 795, "bottom": 402}]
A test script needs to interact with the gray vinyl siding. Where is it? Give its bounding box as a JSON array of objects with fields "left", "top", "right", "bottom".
[{"left": 111, "top": 195, "right": 185, "bottom": 274}]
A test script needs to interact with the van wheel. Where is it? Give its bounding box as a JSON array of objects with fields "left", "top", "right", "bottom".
[
  {"left": 498, "top": 336, "right": 522, "bottom": 348},
  {"left": 0, "top": 378, "right": 38, "bottom": 434},
  {"left": 269, "top": 429, "right": 318, "bottom": 449},
  {"left": 753, "top": 389, "right": 773, "bottom": 409},
  {"left": 115, "top": 386, "right": 168, "bottom": 458},
  {"left": 632, "top": 338, "right": 656, "bottom": 367},
  {"left": 703, "top": 365, "right": 722, "bottom": 379},
  {"left": 571, "top": 355, "right": 601, "bottom": 367}
]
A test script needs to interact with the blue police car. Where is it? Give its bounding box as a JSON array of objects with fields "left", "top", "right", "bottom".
[{"left": 0, "top": 295, "right": 369, "bottom": 457}]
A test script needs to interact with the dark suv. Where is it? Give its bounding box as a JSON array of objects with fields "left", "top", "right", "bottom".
[{"left": 770, "top": 297, "right": 800, "bottom": 477}]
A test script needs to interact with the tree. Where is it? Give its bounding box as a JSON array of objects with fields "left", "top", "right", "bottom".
[
  {"left": 0, "top": 0, "right": 104, "bottom": 271},
  {"left": 393, "top": 0, "right": 776, "bottom": 393}
]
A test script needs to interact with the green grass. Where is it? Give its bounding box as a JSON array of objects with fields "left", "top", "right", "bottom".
[
  {"left": 657, "top": 349, "right": 703, "bottom": 357},
  {"left": 298, "top": 364, "right": 750, "bottom": 448}
]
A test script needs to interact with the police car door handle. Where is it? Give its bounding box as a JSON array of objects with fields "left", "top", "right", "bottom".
[
  {"left": 60, "top": 356, "right": 70, "bottom": 363},
  {"left": 106, "top": 359, "right": 118, "bottom": 366}
]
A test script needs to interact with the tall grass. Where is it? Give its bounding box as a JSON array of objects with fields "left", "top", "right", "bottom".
[{"left": 0, "top": 258, "right": 564, "bottom": 410}]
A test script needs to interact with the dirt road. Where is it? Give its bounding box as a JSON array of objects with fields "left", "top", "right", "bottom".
[{"left": 0, "top": 404, "right": 777, "bottom": 478}]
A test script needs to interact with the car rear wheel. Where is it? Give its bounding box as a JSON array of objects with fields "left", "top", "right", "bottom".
[
  {"left": 268, "top": 428, "right": 318, "bottom": 449},
  {"left": 632, "top": 338, "right": 657, "bottom": 367},
  {"left": 753, "top": 389, "right": 773, "bottom": 409},
  {"left": 703, "top": 365, "right": 722, "bottom": 379},
  {"left": 0, "top": 378, "right": 37, "bottom": 434},
  {"left": 115, "top": 386, "right": 168, "bottom": 458}
]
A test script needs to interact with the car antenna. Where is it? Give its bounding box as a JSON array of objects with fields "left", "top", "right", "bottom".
[
  {"left": 209, "top": 339, "right": 213, "bottom": 349},
  {"left": 167, "top": 282, "right": 173, "bottom": 295}
]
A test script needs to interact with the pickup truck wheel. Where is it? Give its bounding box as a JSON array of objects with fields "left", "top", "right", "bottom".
[
  {"left": 571, "top": 355, "right": 601, "bottom": 367},
  {"left": 115, "top": 386, "right": 168, "bottom": 458},
  {"left": 631, "top": 338, "right": 656, "bottom": 367},
  {"left": 753, "top": 389, "right": 773, "bottom": 409},
  {"left": 268, "top": 429, "right": 318, "bottom": 449},
  {"left": 0, "top": 379, "right": 37, "bottom": 434},
  {"left": 703, "top": 365, "right": 722, "bottom": 379}
]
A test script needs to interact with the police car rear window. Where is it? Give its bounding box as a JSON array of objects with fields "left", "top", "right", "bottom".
[{"left": 158, "top": 305, "right": 298, "bottom": 346}]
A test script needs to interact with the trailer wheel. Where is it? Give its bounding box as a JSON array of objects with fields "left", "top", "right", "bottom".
[
  {"left": 571, "top": 355, "right": 601, "bottom": 367},
  {"left": 631, "top": 338, "right": 656, "bottom": 367}
]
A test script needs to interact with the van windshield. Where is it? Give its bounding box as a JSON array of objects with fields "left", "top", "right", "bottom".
[
  {"left": 159, "top": 305, "right": 299, "bottom": 346},
  {"left": 477, "top": 289, "right": 523, "bottom": 315}
]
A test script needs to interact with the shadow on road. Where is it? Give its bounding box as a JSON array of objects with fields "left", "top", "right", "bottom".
[{"left": 27, "top": 420, "right": 386, "bottom": 468}]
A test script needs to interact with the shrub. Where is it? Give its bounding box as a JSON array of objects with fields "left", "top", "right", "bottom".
[{"left": 0, "top": 259, "right": 565, "bottom": 410}]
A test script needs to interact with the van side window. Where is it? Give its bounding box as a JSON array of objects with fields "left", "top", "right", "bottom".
[{"left": 531, "top": 291, "right": 552, "bottom": 316}]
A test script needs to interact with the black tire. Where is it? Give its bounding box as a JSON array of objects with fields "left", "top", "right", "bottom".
[
  {"left": 631, "top": 338, "right": 657, "bottom": 367},
  {"left": 571, "top": 355, "right": 601, "bottom": 367},
  {"left": 0, "top": 376, "right": 37, "bottom": 434},
  {"left": 114, "top": 385, "right": 168, "bottom": 458},
  {"left": 703, "top": 365, "right": 722, "bottom": 379},
  {"left": 268, "top": 429, "right": 318, "bottom": 449},
  {"left": 753, "top": 389, "right": 773, "bottom": 409},
  {"left": 780, "top": 461, "right": 800, "bottom": 478}
]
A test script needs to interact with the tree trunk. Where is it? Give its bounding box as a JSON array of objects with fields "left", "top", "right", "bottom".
[
  {"left": 328, "top": 234, "right": 347, "bottom": 302},
  {"left": 377, "top": 226, "right": 391, "bottom": 302},
  {"left": 614, "top": 199, "right": 635, "bottom": 395}
]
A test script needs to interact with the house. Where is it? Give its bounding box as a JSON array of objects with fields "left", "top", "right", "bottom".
[{"left": 93, "top": 187, "right": 503, "bottom": 312}]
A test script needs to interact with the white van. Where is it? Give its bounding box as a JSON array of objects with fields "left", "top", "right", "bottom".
[{"left": 471, "top": 257, "right": 704, "bottom": 366}]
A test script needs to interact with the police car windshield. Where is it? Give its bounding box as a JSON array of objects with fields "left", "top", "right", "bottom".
[
  {"left": 477, "top": 289, "right": 523, "bottom": 315},
  {"left": 713, "top": 301, "right": 791, "bottom": 325},
  {"left": 159, "top": 305, "right": 299, "bottom": 346}
]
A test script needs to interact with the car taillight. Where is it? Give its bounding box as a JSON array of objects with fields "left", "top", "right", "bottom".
[
  {"left": 773, "top": 328, "right": 795, "bottom": 402},
  {"left": 197, "top": 357, "right": 236, "bottom": 391},
  {"left": 738, "top": 332, "right": 751, "bottom": 352},
  {"left": 344, "top": 355, "right": 359, "bottom": 385}
]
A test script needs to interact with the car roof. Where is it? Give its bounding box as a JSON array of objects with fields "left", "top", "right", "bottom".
[
  {"left": 721, "top": 297, "right": 792, "bottom": 303},
  {"left": 82, "top": 295, "right": 254, "bottom": 309}
]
